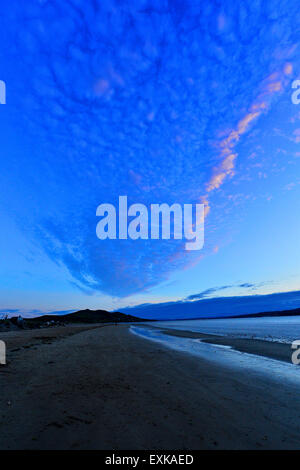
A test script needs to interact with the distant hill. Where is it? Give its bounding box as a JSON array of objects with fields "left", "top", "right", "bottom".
[
  {"left": 223, "top": 307, "right": 300, "bottom": 320},
  {"left": 120, "top": 290, "right": 300, "bottom": 321},
  {"left": 156, "top": 307, "right": 300, "bottom": 322},
  {"left": 26, "top": 308, "right": 145, "bottom": 325}
]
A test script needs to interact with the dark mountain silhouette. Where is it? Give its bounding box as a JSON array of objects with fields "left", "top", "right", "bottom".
[
  {"left": 121, "top": 290, "right": 300, "bottom": 320},
  {"left": 27, "top": 308, "right": 145, "bottom": 325},
  {"left": 150, "top": 307, "right": 300, "bottom": 322},
  {"left": 223, "top": 307, "right": 300, "bottom": 320}
]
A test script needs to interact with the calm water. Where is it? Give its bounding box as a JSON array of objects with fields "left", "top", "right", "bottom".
[{"left": 148, "top": 315, "right": 300, "bottom": 343}]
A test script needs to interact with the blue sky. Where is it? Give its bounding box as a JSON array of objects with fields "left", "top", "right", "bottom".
[{"left": 1, "top": 1, "right": 300, "bottom": 318}]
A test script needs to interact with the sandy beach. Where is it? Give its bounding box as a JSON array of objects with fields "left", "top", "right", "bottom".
[{"left": 1, "top": 323, "right": 300, "bottom": 450}]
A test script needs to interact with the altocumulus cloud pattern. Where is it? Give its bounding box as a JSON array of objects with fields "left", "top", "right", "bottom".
[{"left": 1, "top": 0, "right": 299, "bottom": 296}]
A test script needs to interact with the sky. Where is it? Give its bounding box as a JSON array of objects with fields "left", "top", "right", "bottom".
[{"left": 1, "top": 1, "right": 300, "bottom": 318}]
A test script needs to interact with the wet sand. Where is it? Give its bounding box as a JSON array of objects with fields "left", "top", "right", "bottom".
[
  {"left": 1, "top": 324, "right": 300, "bottom": 450},
  {"left": 159, "top": 327, "right": 294, "bottom": 363}
]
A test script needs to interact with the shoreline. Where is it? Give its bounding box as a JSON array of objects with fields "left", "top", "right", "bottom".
[
  {"left": 1, "top": 324, "right": 300, "bottom": 449},
  {"left": 156, "top": 327, "right": 294, "bottom": 364}
]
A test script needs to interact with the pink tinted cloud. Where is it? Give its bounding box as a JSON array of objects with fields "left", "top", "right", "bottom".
[
  {"left": 201, "top": 65, "right": 291, "bottom": 216},
  {"left": 164, "top": 65, "right": 292, "bottom": 273}
]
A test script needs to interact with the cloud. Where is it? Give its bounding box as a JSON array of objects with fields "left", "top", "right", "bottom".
[
  {"left": 238, "top": 283, "right": 255, "bottom": 288},
  {"left": 3, "top": 0, "right": 299, "bottom": 297},
  {"left": 200, "top": 68, "right": 291, "bottom": 216},
  {"left": 185, "top": 282, "right": 257, "bottom": 300},
  {"left": 186, "top": 285, "right": 232, "bottom": 300}
]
